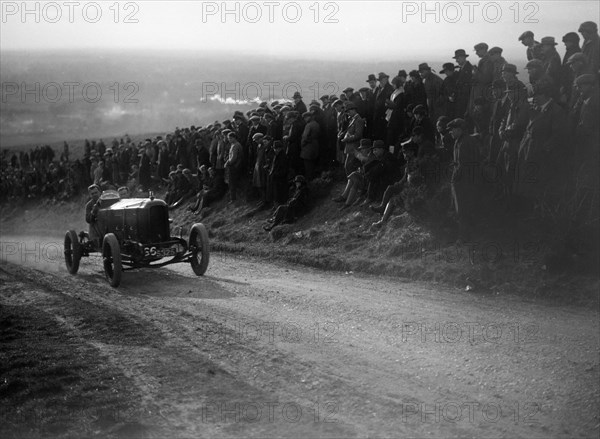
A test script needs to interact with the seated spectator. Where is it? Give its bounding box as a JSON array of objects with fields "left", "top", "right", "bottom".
[
  {"left": 188, "top": 167, "right": 227, "bottom": 215},
  {"left": 332, "top": 139, "right": 374, "bottom": 209},
  {"left": 371, "top": 145, "right": 424, "bottom": 227},
  {"left": 263, "top": 175, "right": 310, "bottom": 231}
]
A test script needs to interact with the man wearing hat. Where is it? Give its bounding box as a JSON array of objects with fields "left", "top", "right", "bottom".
[
  {"left": 560, "top": 33, "right": 582, "bottom": 103},
  {"left": 515, "top": 79, "right": 569, "bottom": 210},
  {"left": 333, "top": 138, "right": 373, "bottom": 208},
  {"left": 488, "top": 47, "right": 506, "bottom": 82},
  {"left": 526, "top": 59, "right": 559, "bottom": 100},
  {"left": 539, "top": 37, "right": 562, "bottom": 86},
  {"left": 300, "top": 111, "right": 320, "bottom": 180},
  {"left": 292, "top": 91, "right": 307, "bottom": 115},
  {"left": 496, "top": 77, "right": 530, "bottom": 208},
  {"left": 263, "top": 174, "right": 310, "bottom": 231},
  {"left": 321, "top": 96, "right": 339, "bottom": 170},
  {"left": 578, "top": 21, "right": 599, "bottom": 74},
  {"left": 266, "top": 140, "right": 289, "bottom": 207},
  {"left": 470, "top": 43, "right": 494, "bottom": 119},
  {"left": 283, "top": 110, "right": 305, "bottom": 176},
  {"left": 519, "top": 30, "right": 541, "bottom": 61},
  {"left": 440, "top": 63, "right": 458, "bottom": 119},
  {"left": 447, "top": 118, "right": 481, "bottom": 240},
  {"left": 453, "top": 49, "right": 473, "bottom": 119},
  {"left": 418, "top": 63, "right": 444, "bottom": 121},
  {"left": 340, "top": 102, "right": 365, "bottom": 176},
  {"left": 224, "top": 132, "right": 243, "bottom": 203},
  {"left": 366, "top": 74, "right": 377, "bottom": 92},
  {"left": 373, "top": 72, "right": 394, "bottom": 141},
  {"left": 385, "top": 75, "right": 408, "bottom": 149},
  {"left": 501, "top": 64, "right": 526, "bottom": 99}
]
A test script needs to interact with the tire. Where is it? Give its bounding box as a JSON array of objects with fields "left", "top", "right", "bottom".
[
  {"left": 189, "top": 223, "right": 210, "bottom": 276},
  {"left": 102, "top": 233, "right": 122, "bottom": 287},
  {"left": 64, "top": 230, "right": 81, "bottom": 275}
]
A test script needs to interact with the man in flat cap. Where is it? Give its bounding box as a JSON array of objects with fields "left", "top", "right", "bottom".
[
  {"left": 373, "top": 72, "right": 394, "bottom": 141},
  {"left": 488, "top": 47, "right": 506, "bottom": 82},
  {"left": 470, "top": 43, "right": 494, "bottom": 123},
  {"left": 579, "top": 21, "right": 600, "bottom": 74},
  {"left": 519, "top": 30, "right": 541, "bottom": 61},
  {"left": 453, "top": 49, "right": 473, "bottom": 119},
  {"left": 565, "top": 52, "right": 592, "bottom": 113},
  {"left": 539, "top": 37, "right": 562, "bottom": 86},
  {"left": 447, "top": 118, "right": 482, "bottom": 241},
  {"left": 419, "top": 63, "right": 444, "bottom": 121}
]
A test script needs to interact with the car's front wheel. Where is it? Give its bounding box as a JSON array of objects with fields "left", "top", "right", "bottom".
[
  {"left": 102, "top": 233, "right": 122, "bottom": 287},
  {"left": 64, "top": 230, "right": 81, "bottom": 274},
  {"left": 189, "top": 223, "right": 210, "bottom": 276}
]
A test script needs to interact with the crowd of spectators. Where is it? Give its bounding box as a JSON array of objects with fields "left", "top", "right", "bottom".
[{"left": 2, "top": 20, "right": 598, "bottom": 239}]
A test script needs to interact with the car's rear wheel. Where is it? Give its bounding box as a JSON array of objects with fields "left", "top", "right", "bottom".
[
  {"left": 64, "top": 230, "right": 81, "bottom": 274},
  {"left": 189, "top": 223, "right": 210, "bottom": 276},
  {"left": 102, "top": 233, "right": 122, "bottom": 287}
]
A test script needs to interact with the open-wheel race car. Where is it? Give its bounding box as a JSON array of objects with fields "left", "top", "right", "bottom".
[{"left": 64, "top": 191, "right": 209, "bottom": 287}]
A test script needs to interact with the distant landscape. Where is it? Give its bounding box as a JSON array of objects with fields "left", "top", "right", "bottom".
[{"left": 1, "top": 49, "right": 529, "bottom": 152}]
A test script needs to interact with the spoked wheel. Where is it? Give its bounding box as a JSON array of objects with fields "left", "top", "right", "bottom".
[
  {"left": 102, "top": 233, "right": 122, "bottom": 287},
  {"left": 189, "top": 223, "right": 210, "bottom": 276},
  {"left": 64, "top": 230, "right": 81, "bottom": 274}
]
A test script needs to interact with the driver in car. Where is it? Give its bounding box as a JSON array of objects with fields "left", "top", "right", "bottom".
[{"left": 85, "top": 184, "right": 102, "bottom": 247}]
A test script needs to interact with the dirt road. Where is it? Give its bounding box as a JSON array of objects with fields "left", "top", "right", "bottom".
[{"left": 1, "top": 234, "right": 598, "bottom": 438}]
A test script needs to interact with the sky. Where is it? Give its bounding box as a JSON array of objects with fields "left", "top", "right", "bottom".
[{"left": 1, "top": 1, "right": 598, "bottom": 61}]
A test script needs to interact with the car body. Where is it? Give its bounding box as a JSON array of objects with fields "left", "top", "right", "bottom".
[{"left": 64, "top": 191, "right": 209, "bottom": 287}]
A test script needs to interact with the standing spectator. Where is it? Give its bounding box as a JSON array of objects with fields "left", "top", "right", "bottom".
[
  {"left": 515, "top": 81, "right": 569, "bottom": 209},
  {"left": 252, "top": 133, "right": 269, "bottom": 207},
  {"left": 440, "top": 63, "right": 458, "bottom": 120},
  {"left": 372, "top": 72, "right": 394, "bottom": 141},
  {"left": 267, "top": 140, "right": 289, "bottom": 206},
  {"left": 560, "top": 32, "right": 582, "bottom": 103},
  {"left": 448, "top": 118, "right": 482, "bottom": 241},
  {"left": 539, "top": 37, "right": 563, "bottom": 86},
  {"left": 292, "top": 91, "right": 307, "bottom": 115},
  {"left": 497, "top": 78, "right": 530, "bottom": 209},
  {"left": 579, "top": 21, "right": 600, "bottom": 74},
  {"left": 386, "top": 75, "right": 408, "bottom": 149},
  {"left": 300, "top": 111, "right": 321, "bottom": 180},
  {"left": 519, "top": 30, "right": 541, "bottom": 61},
  {"left": 419, "top": 63, "right": 444, "bottom": 121},
  {"left": 224, "top": 132, "right": 243, "bottom": 203},
  {"left": 453, "top": 49, "right": 473, "bottom": 119},
  {"left": 488, "top": 47, "right": 507, "bottom": 82}
]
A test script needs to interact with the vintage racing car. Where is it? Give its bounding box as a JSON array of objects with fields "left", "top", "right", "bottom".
[{"left": 64, "top": 190, "right": 209, "bottom": 287}]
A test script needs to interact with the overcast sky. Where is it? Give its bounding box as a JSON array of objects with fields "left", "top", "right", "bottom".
[{"left": 1, "top": 1, "right": 598, "bottom": 62}]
